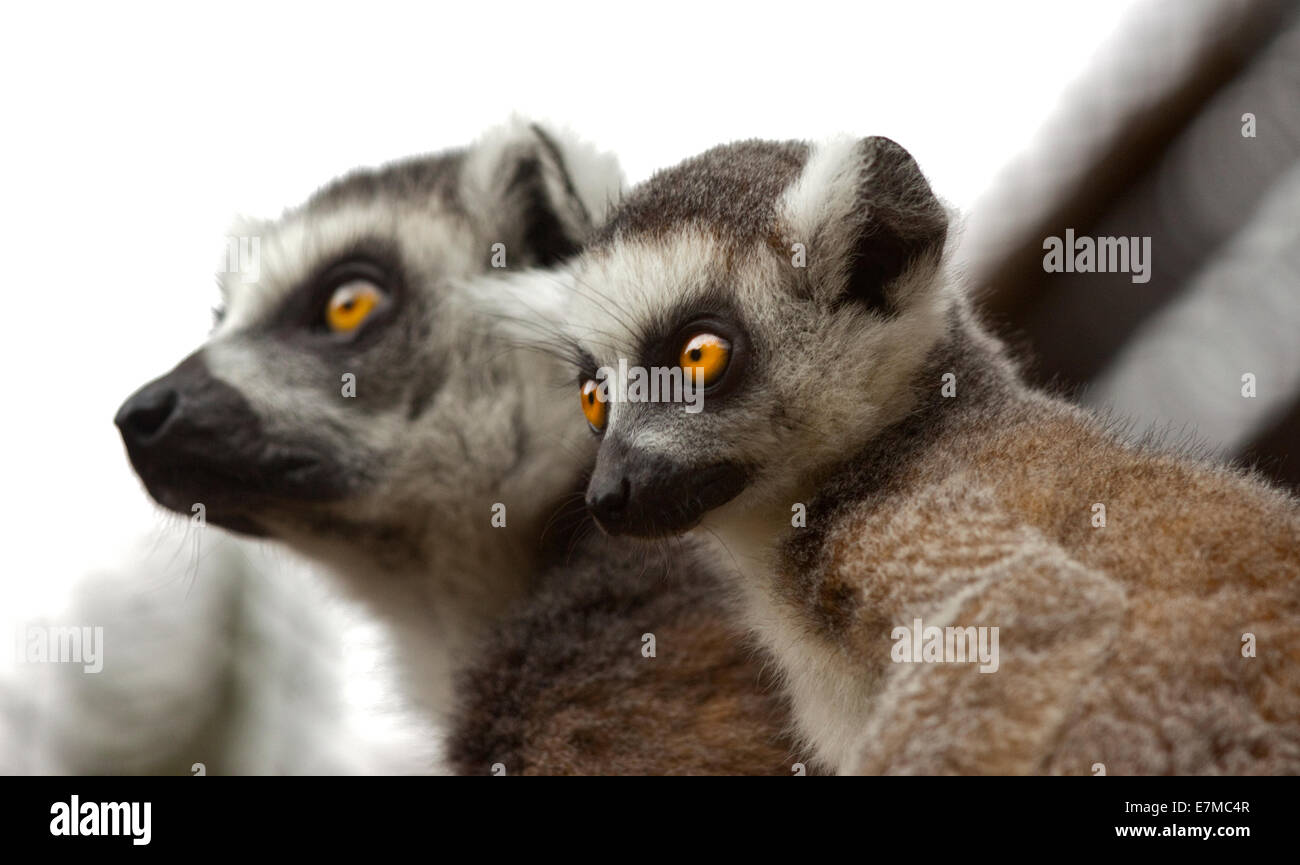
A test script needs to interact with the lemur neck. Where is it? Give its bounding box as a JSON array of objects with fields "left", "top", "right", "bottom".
[
  {"left": 303, "top": 348, "right": 590, "bottom": 727},
  {"left": 366, "top": 537, "right": 536, "bottom": 723},
  {"left": 700, "top": 303, "right": 1027, "bottom": 772},
  {"left": 378, "top": 461, "right": 586, "bottom": 726},
  {"left": 704, "top": 301, "right": 1024, "bottom": 587},
  {"left": 820, "top": 302, "right": 1027, "bottom": 498}
]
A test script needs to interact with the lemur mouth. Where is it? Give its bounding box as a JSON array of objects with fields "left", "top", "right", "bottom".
[
  {"left": 682, "top": 462, "right": 749, "bottom": 521},
  {"left": 126, "top": 448, "right": 342, "bottom": 539}
]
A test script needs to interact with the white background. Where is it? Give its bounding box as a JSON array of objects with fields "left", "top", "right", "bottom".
[{"left": 0, "top": 0, "right": 1141, "bottom": 614}]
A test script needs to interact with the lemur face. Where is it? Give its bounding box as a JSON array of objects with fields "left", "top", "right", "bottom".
[
  {"left": 116, "top": 123, "right": 616, "bottom": 561},
  {"left": 564, "top": 138, "right": 950, "bottom": 538}
]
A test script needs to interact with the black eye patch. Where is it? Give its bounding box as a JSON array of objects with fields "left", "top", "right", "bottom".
[
  {"left": 634, "top": 284, "right": 743, "bottom": 365},
  {"left": 573, "top": 345, "right": 601, "bottom": 384},
  {"left": 257, "top": 239, "right": 407, "bottom": 353}
]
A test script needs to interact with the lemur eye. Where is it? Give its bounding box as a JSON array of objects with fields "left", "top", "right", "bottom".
[
  {"left": 325, "top": 281, "right": 385, "bottom": 333},
  {"left": 679, "top": 332, "right": 732, "bottom": 387},
  {"left": 580, "top": 379, "right": 608, "bottom": 432}
]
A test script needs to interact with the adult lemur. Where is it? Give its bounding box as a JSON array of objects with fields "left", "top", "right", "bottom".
[
  {"left": 554, "top": 136, "right": 1300, "bottom": 774},
  {"left": 115, "top": 122, "right": 798, "bottom": 774}
]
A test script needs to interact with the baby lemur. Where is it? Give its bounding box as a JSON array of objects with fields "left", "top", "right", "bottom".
[
  {"left": 116, "top": 121, "right": 799, "bottom": 774},
  {"left": 557, "top": 136, "right": 1300, "bottom": 774}
]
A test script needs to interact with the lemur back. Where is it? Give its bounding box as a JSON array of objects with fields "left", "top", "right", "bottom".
[
  {"left": 553, "top": 136, "right": 1300, "bottom": 774},
  {"left": 787, "top": 306, "right": 1300, "bottom": 774},
  {"left": 448, "top": 532, "right": 803, "bottom": 775}
]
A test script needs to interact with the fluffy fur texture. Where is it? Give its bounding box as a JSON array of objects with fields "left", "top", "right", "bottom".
[
  {"left": 117, "top": 122, "right": 803, "bottom": 774},
  {"left": 118, "top": 120, "right": 618, "bottom": 727},
  {"left": 555, "top": 136, "right": 1300, "bottom": 774},
  {"left": 812, "top": 309, "right": 1300, "bottom": 774},
  {"left": 447, "top": 533, "right": 806, "bottom": 775}
]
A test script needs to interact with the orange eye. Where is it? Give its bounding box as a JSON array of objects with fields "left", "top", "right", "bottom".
[
  {"left": 580, "top": 378, "right": 608, "bottom": 432},
  {"left": 679, "top": 332, "right": 731, "bottom": 388},
  {"left": 325, "top": 281, "right": 384, "bottom": 333}
]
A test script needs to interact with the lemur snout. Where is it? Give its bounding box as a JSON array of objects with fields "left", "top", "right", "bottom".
[
  {"left": 115, "top": 351, "right": 268, "bottom": 518},
  {"left": 115, "top": 351, "right": 345, "bottom": 531},
  {"left": 586, "top": 444, "right": 747, "bottom": 536},
  {"left": 586, "top": 474, "right": 630, "bottom": 528},
  {"left": 115, "top": 375, "right": 181, "bottom": 446},
  {"left": 115, "top": 352, "right": 256, "bottom": 457}
]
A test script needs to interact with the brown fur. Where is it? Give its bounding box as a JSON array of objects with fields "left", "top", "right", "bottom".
[
  {"left": 447, "top": 532, "right": 806, "bottom": 775},
  {"left": 782, "top": 305, "right": 1300, "bottom": 774}
]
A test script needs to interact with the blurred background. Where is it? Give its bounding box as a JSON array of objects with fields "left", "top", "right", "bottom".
[{"left": 1, "top": 0, "right": 1296, "bottom": 773}]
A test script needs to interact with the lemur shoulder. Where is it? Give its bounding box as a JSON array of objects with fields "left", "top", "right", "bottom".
[{"left": 448, "top": 532, "right": 803, "bottom": 775}]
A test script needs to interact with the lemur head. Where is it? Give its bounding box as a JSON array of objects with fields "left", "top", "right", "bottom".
[
  {"left": 562, "top": 137, "right": 950, "bottom": 538},
  {"left": 116, "top": 121, "right": 621, "bottom": 575}
]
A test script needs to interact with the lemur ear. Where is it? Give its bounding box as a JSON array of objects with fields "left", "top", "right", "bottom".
[
  {"left": 462, "top": 118, "right": 624, "bottom": 268},
  {"left": 780, "top": 136, "right": 948, "bottom": 314}
]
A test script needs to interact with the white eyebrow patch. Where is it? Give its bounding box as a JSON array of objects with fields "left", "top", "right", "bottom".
[{"left": 777, "top": 135, "right": 862, "bottom": 245}]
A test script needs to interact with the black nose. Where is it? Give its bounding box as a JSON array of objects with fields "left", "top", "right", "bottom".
[
  {"left": 113, "top": 351, "right": 260, "bottom": 464},
  {"left": 586, "top": 445, "right": 749, "bottom": 537},
  {"left": 586, "top": 474, "right": 630, "bottom": 530},
  {"left": 115, "top": 380, "right": 180, "bottom": 447}
]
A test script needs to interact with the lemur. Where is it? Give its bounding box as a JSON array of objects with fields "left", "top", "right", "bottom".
[
  {"left": 115, "top": 121, "right": 800, "bottom": 774},
  {"left": 553, "top": 136, "right": 1300, "bottom": 774}
]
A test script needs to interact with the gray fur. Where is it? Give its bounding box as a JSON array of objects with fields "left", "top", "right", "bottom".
[{"left": 118, "top": 119, "right": 621, "bottom": 732}]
